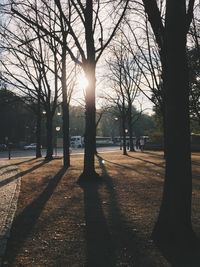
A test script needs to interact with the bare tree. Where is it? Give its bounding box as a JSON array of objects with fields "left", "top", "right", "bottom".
[
  {"left": 11, "top": 0, "right": 130, "bottom": 179},
  {"left": 12, "top": 0, "right": 129, "bottom": 180},
  {"left": 0, "top": 12, "right": 61, "bottom": 159},
  {"left": 106, "top": 35, "right": 142, "bottom": 153}
]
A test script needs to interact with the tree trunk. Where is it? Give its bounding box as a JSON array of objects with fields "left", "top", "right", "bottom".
[
  {"left": 152, "top": 0, "right": 193, "bottom": 244},
  {"left": 79, "top": 0, "right": 99, "bottom": 181},
  {"left": 36, "top": 108, "right": 42, "bottom": 158},
  {"left": 62, "top": 101, "right": 70, "bottom": 168},
  {"left": 45, "top": 112, "right": 53, "bottom": 160},
  {"left": 128, "top": 104, "right": 135, "bottom": 152},
  {"left": 79, "top": 63, "right": 98, "bottom": 179},
  {"left": 61, "top": 39, "right": 70, "bottom": 168},
  {"left": 122, "top": 107, "right": 127, "bottom": 155},
  {"left": 36, "top": 80, "right": 42, "bottom": 158}
]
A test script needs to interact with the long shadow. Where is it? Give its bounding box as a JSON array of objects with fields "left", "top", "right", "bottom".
[
  {"left": 79, "top": 155, "right": 157, "bottom": 266},
  {"left": 78, "top": 178, "right": 115, "bottom": 266},
  {"left": 0, "top": 166, "right": 19, "bottom": 176},
  {"left": 127, "top": 154, "right": 165, "bottom": 169},
  {"left": 192, "top": 153, "right": 200, "bottom": 156},
  {"left": 97, "top": 155, "right": 200, "bottom": 266},
  {"left": 144, "top": 151, "right": 164, "bottom": 159},
  {"left": 101, "top": 157, "right": 164, "bottom": 178},
  {"left": 0, "top": 160, "right": 49, "bottom": 188},
  {"left": 96, "top": 154, "right": 156, "bottom": 266},
  {"left": 192, "top": 161, "right": 200, "bottom": 166},
  {"left": 101, "top": 158, "right": 142, "bottom": 173},
  {"left": 0, "top": 158, "right": 37, "bottom": 171},
  {"left": 3, "top": 166, "right": 67, "bottom": 266}
]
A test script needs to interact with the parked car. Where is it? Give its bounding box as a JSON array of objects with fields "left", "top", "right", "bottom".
[
  {"left": 0, "top": 144, "right": 7, "bottom": 151},
  {"left": 24, "top": 143, "right": 37, "bottom": 150}
]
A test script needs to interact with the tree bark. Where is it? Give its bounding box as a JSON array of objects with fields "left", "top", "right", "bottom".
[
  {"left": 36, "top": 89, "right": 42, "bottom": 158},
  {"left": 128, "top": 104, "right": 135, "bottom": 152},
  {"left": 62, "top": 100, "right": 70, "bottom": 168},
  {"left": 45, "top": 112, "right": 53, "bottom": 160},
  {"left": 122, "top": 106, "right": 128, "bottom": 155},
  {"left": 79, "top": 0, "right": 99, "bottom": 181},
  {"left": 36, "top": 109, "right": 42, "bottom": 158},
  {"left": 152, "top": 0, "right": 193, "bottom": 243},
  {"left": 61, "top": 37, "right": 70, "bottom": 168},
  {"left": 80, "top": 63, "right": 98, "bottom": 179}
]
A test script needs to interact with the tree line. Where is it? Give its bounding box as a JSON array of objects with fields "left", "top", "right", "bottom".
[{"left": 0, "top": 0, "right": 200, "bottom": 262}]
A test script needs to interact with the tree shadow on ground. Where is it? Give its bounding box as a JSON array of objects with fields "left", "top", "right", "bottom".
[
  {"left": 192, "top": 161, "right": 200, "bottom": 166},
  {"left": 127, "top": 154, "right": 165, "bottom": 169},
  {"left": 126, "top": 154, "right": 200, "bottom": 266},
  {"left": 95, "top": 155, "right": 200, "bottom": 267},
  {"left": 78, "top": 155, "right": 157, "bottom": 267},
  {"left": 78, "top": 178, "right": 114, "bottom": 267},
  {"left": 3, "top": 166, "right": 67, "bottom": 266},
  {"left": 99, "top": 157, "right": 164, "bottom": 178},
  {"left": 0, "top": 158, "right": 36, "bottom": 170},
  {"left": 0, "top": 159, "right": 50, "bottom": 188},
  {"left": 144, "top": 151, "right": 164, "bottom": 159}
]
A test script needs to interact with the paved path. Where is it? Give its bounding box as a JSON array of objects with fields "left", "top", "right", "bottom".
[{"left": 0, "top": 162, "right": 21, "bottom": 266}]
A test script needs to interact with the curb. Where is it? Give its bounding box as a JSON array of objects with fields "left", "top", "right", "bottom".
[{"left": 0, "top": 164, "right": 21, "bottom": 266}]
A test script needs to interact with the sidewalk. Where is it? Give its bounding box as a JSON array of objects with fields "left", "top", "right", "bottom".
[{"left": 0, "top": 161, "right": 21, "bottom": 266}]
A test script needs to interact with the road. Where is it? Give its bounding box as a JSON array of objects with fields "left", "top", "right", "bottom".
[{"left": 0, "top": 146, "right": 120, "bottom": 160}]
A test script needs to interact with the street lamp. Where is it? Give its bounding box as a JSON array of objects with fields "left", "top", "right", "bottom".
[
  {"left": 5, "top": 136, "right": 11, "bottom": 160},
  {"left": 55, "top": 126, "right": 61, "bottom": 157},
  {"left": 125, "top": 128, "right": 129, "bottom": 150}
]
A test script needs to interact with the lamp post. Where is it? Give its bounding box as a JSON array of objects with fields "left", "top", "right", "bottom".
[
  {"left": 114, "top": 116, "right": 122, "bottom": 150},
  {"left": 5, "top": 136, "right": 11, "bottom": 160},
  {"left": 125, "top": 128, "right": 129, "bottom": 150},
  {"left": 55, "top": 126, "right": 61, "bottom": 157}
]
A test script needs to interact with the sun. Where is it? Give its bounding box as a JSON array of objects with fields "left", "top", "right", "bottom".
[{"left": 77, "top": 73, "right": 89, "bottom": 90}]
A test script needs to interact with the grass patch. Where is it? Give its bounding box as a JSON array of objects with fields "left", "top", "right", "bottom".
[{"left": 2, "top": 151, "right": 200, "bottom": 266}]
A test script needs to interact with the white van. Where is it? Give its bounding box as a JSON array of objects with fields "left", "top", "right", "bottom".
[{"left": 70, "top": 136, "right": 84, "bottom": 148}]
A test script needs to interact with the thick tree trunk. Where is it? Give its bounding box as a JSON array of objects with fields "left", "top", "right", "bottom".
[
  {"left": 79, "top": 64, "right": 98, "bottom": 179},
  {"left": 79, "top": 0, "right": 99, "bottom": 181},
  {"left": 45, "top": 113, "right": 53, "bottom": 160},
  {"left": 152, "top": 1, "right": 193, "bottom": 243}
]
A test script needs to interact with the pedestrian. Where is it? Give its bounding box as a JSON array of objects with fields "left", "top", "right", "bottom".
[
  {"left": 127, "top": 141, "right": 130, "bottom": 150},
  {"left": 136, "top": 138, "right": 140, "bottom": 150},
  {"left": 139, "top": 138, "right": 145, "bottom": 152}
]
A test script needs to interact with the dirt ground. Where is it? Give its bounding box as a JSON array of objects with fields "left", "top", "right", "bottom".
[{"left": 1, "top": 150, "right": 200, "bottom": 267}]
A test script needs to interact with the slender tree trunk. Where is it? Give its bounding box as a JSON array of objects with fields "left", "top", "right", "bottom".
[
  {"left": 61, "top": 38, "right": 70, "bottom": 168},
  {"left": 36, "top": 109, "right": 42, "bottom": 158},
  {"left": 122, "top": 107, "right": 127, "bottom": 155},
  {"left": 128, "top": 104, "right": 135, "bottom": 152},
  {"left": 62, "top": 101, "right": 70, "bottom": 167},
  {"left": 152, "top": 1, "right": 193, "bottom": 243},
  {"left": 45, "top": 112, "right": 53, "bottom": 160},
  {"left": 35, "top": 80, "right": 42, "bottom": 158}
]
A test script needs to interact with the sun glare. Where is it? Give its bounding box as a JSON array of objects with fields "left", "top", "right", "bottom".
[{"left": 77, "top": 73, "right": 89, "bottom": 90}]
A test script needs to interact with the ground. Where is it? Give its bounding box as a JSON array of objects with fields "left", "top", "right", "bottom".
[{"left": 2, "top": 151, "right": 200, "bottom": 267}]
